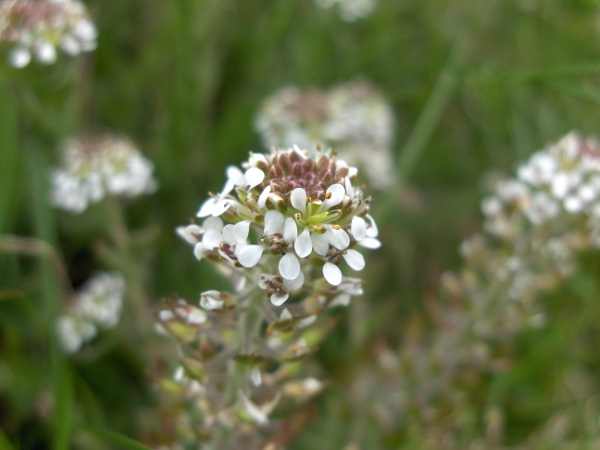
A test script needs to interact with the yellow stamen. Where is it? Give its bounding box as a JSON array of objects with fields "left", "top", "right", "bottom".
[{"left": 332, "top": 224, "right": 340, "bottom": 230}]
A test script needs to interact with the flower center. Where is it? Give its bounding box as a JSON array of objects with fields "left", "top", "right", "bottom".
[{"left": 255, "top": 150, "right": 348, "bottom": 201}]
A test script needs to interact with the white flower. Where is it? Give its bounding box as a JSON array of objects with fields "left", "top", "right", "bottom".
[
  {"left": 51, "top": 135, "right": 157, "bottom": 213},
  {"left": 1, "top": 0, "right": 97, "bottom": 68},
  {"left": 56, "top": 315, "right": 97, "bottom": 353}
]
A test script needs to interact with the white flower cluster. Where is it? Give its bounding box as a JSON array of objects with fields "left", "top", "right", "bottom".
[
  {"left": 255, "top": 80, "right": 395, "bottom": 189},
  {"left": 483, "top": 132, "right": 600, "bottom": 238},
  {"left": 0, "top": 0, "right": 97, "bottom": 68},
  {"left": 177, "top": 146, "right": 379, "bottom": 306},
  {"left": 56, "top": 271, "right": 125, "bottom": 353},
  {"left": 51, "top": 134, "right": 157, "bottom": 213},
  {"left": 314, "top": 0, "right": 377, "bottom": 22}
]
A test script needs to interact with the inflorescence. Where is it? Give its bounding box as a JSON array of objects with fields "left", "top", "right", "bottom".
[
  {"left": 156, "top": 146, "right": 379, "bottom": 446},
  {"left": 255, "top": 80, "right": 395, "bottom": 189},
  {"left": 51, "top": 134, "right": 157, "bottom": 213},
  {"left": 0, "top": 0, "right": 97, "bottom": 68}
]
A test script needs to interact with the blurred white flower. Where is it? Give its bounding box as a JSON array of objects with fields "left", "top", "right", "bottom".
[
  {"left": 0, "top": 0, "right": 97, "bottom": 68},
  {"left": 314, "top": 0, "right": 377, "bottom": 22},
  {"left": 56, "top": 271, "right": 125, "bottom": 353},
  {"left": 51, "top": 134, "right": 157, "bottom": 213},
  {"left": 255, "top": 80, "right": 395, "bottom": 189}
]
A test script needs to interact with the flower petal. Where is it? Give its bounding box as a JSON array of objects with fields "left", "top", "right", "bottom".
[
  {"left": 279, "top": 253, "right": 301, "bottom": 280},
  {"left": 343, "top": 249, "right": 365, "bottom": 271},
  {"left": 344, "top": 177, "right": 354, "bottom": 201},
  {"left": 202, "top": 230, "right": 222, "bottom": 250},
  {"left": 200, "top": 290, "right": 224, "bottom": 310},
  {"left": 283, "top": 271, "right": 305, "bottom": 291},
  {"left": 237, "top": 245, "right": 265, "bottom": 267},
  {"left": 291, "top": 188, "right": 307, "bottom": 211},
  {"left": 197, "top": 198, "right": 216, "bottom": 217},
  {"left": 283, "top": 217, "right": 298, "bottom": 244},
  {"left": 365, "top": 214, "right": 379, "bottom": 237},
  {"left": 257, "top": 185, "right": 271, "bottom": 209},
  {"left": 311, "top": 232, "right": 329, "bottom": 256},
  {"left": 359, "top": 237, "right": 381, "bottom": 249},
  {"left": 244, "top": 168, "right": 265, "bottom": 189},
  {"left": 326, "top": 227, "right": 350, "bottom": 250},
  {"left": 226, "top": 166, "right": 246, "bottom": 187},
  {"left": 270, "top": 292, "right": 289, "bottom": 306},
  {"left": 211, "top": 199, "right": 232, "bottom": 216},
  {"left": 176, "top": 224, "right": 202, "bottom": 245},
  {"left": 264, "top": 210, "right": 284, "bottom": 235},
  {"left": 193, "top": 243, "right": 205, "bottom": 260},
  {"left": 204, "top": 216, "right": 224, "bottom": 232},
  {"left": 323, "top": 262, "right": 342, "bottom": 286},
  {"left": 351, "top": 216, "right": 367, "bottom": 241},
  {"left": 233, "top": 220, "right": 251, "bottom": 242},
  {"left": 324, "top": 184, "right": 345, "bottom": 208},
  {"left": 294, "top": 228, "right": 312, "bottom": 258}
]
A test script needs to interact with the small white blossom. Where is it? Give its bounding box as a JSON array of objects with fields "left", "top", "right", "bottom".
[
  {"left": 1, "top": 0, "right": 97, "bottom": 68},
  {"left": 56, "top": 271, "right": 125, "bottom": 353},
  {"left": 51, "top": 134, "right": 157, "bottom": 213},
  {"left": 255, "top": 80, "right": 395, "bottom": 188},
  {"left": 314, "top": 0, "right": 377, "bottom": 21}
]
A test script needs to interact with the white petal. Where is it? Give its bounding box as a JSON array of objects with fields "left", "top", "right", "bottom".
[
  {"left": 35, "top": 42, "right": 57, "bottom": 64},
  {"left": 257, "top": 185, "right": 271, "bottom": 209},
  {"left": 244, "top": 168, "right": 265, "bottom": 189},
  {"left": 197, "top": 198, "right": 216, "bottom": 217},
  {"left": 270, "top": 292, "right": 289, "bottom": 306},
  {"left": 264, "top": 210, "right": 284, "bottom": 235},
  {"left": 283, "top": 217, "right": 298, "bottom": 244},
  {"left": 226, "top": 166, "right": 246, "bottom": 187},
  {"left": 294, "top": 228, "right": 312, "bottom": 258},
  {"left": 212, "top": 198, "right": 232, "bottom": 216},
  {"left": 222, "top": 224, "right": 236, "bottom": 244},
  {"left": 311, "top": 232, "right": 329, "bottom": 256},
  {"left": 202, "top": 230, "right": 222, "bottom": 250},
  {"left": 203, "top": 216, "right": 224, "bottom": 232},
  {"left": 233, "top": 220, "right": 251, "bottom": 242},
  {"left": 176, "top": 224, "right": 202, "bottom": 245},
  {"left": 200, "top": 291, "right": 224, "bottom": 310},
  {"left": 351, "top": 216, "right": 367, "bottom": 241},
  {"left": 238, "top": 245, "right": 265, "bottom": 267},
  {"left": 343, "top": 249, "right": 365, "bottom": 271},
  {"left": 193, "top": 243, "right": 205, "bottom": 260},
  {"left": 323, "top": 262, "right": 342, "bottom": 286},
  {"left": 280, "top": 308, "right": 293, "bottom": 320},
  {"left": 365, "top": 214, "right": 379, "bottom": 237},
  {"left": 291, "top": 188, "right": 307, "bottom": 211},
  {"left": 345, "top": 177, "right": 354, "bottom": 201},
  {"left": 279, "top": 253, "right": 301, "bottom": 280},
  {"left": 326, "top": 227, "right": 350, "bottom": 250},
  {"left": 324, "top": 184, "right": 345, "bottom": 208},
  {"left": 9, "top": 47, "right": 31, "bottom": 68},
  {"left": 283, "top": 271, "right": 305, "bottom": 291},
  {"left": 359, "top": 237, "right": 381, "bottom": 249}
]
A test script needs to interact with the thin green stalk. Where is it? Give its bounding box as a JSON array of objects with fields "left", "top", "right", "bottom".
[
  {"left": 396, "top": 44, "right": 463, "bottom": 186},
  {"left": 27, "top": 144, "right": 73, "bottom": 450}
]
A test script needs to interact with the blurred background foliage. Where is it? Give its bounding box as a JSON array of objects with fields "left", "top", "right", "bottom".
[{"left": 2, "top": 0, "right": 600, "bottom": 448}]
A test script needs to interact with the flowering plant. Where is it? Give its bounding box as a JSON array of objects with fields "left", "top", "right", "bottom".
[{"left": 156, "top": 146, "right": 379, "bottom": 446}]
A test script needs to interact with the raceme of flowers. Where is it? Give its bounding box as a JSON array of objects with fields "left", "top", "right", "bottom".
[
  {"left": 51, "top": 134, "right": 157, "bottom": 213},
  {"left": 156, "top": 146, "right": 379, "bottom": 446},
  {"left": 255, "top": 80, "right": 395, "bottom": 189},
  {"left": 354, "top": 132, "right": 600, "bottom": 446},
  {"left": 0, "top": 0, "right": 97, "bottom": 68},
  {"left": 56, "top": 271, "right": 125, "bottom": 353},
  {"left": 314, "top": 0, "right": 377, "bottom": 22},
  {"left": 182, "top": 146, "right": 379, "bottom": 298}
]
